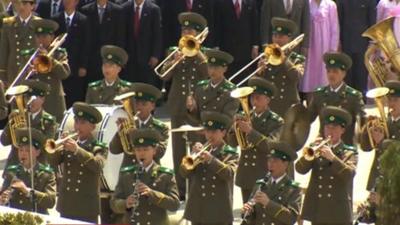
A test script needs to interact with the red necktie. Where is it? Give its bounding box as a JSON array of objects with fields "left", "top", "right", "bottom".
[
  {"left": 234, "top": 0, "right": 241, "bottom": 19},
  {"left": 134, "top": 6, "right": 140, "bottom": 39},
  {"left": 186, "top": 0, "right": 192, "bottom": 11}
]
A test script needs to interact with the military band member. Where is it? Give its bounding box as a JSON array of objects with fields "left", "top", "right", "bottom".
[
  {"left": 186, "top": 49, "right": 239, "bottom": 124},
  {"left": 296, "top": 106, "right": 358, "bottom": 225},
  {"left": 242, "top": 141, "right": 301, "bottom": 225},
  {"left": 160, "top": 12, "right": 208, "bottom": 200},
  {"left": 110, "top": 82, "right": 168, "bottom": 168},
  {"left": 28, "top": 18, "right": 70, "bottom": 123},
  {"left": 85, "top": 45, "right": 133, "bottom": 104},
  {"left": 49, "top": 102, "right": 107, "bottom": 223},
  {"left": 308, "top": 52, "right": 365, "bottom": 145},
  {"left": 1, "top": 80, "right": 57, "bottom": 168},
  {"left": 110, "top": 129, "right": 180, "bottom": 224},
  {"left": 258, "top": 17, "right": 302, "bottom": 118},
  {"left": 0, "top": 128, "right": 56, "bottom": 214},
  {"left": 235, "top": 77, "right": 284, "bottom": 202},
  {"left": 0, "top": 80, "right": 8, "bottom": 120},
  {"left": 180, "top": 111, "right": 238, "bottom": 225},
  {"left": 0, "top": 0, "right": 40, "bottom": 87}
]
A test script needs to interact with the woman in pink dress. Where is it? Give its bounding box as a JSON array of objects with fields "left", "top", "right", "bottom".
[
  {"left": 377, "top": 0, "right": 400, "bottom": 21},
  {"left": 300, "top": 0, "right": 339, "bottom": 96}
]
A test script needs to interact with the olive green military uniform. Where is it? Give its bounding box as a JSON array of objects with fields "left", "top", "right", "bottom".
[
  {"left": 0, "top": 15, "right": 41, "bottom": 86},
  {"left": 161, "top": 12, "right": 209, "bottom": 199},
  {"left": 111, "top": 163, "right": 180, "bottom": 225},
  {"left": 48, "top": 102, "right": 107, "bottom": 223},
  {"left": 25, "top": 19, "right": 70, "bottom": 123},
  {"left": 0, "top": 80, "right": 8, "bottom": 120},
  {"left": 295, "top": 107, "right": 358, "bottom": 225},
  {"left": 234, "top": 77, "right": 284, "bottom": 202},
  {"left": 308, "top": 52, "right": 365, "bottom": 145},
  {"left": 86, "top": 45, "right": 133, "bottom": 105},
  {"left": 180, "top": 111, "right": 238, "bottom": 225}
]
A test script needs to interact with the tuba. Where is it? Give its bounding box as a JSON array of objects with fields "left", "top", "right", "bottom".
[
  {"left": 7, "top": 85, "right": 29, "bottom": 147},
  {"left": 181, "top": 142, "right": 211, "bottom": 171},
  {"left": 114, "top": 92, "right": 137, "bottom": 155},
  {"left": 362, "top": 16, "right": 400, "bottom": 80},
  {"left": 44, "top": 132, "right": 79, "bottom": 154},
  {"left": 230, "top": 87, "right": 254, "bottom": 150}
]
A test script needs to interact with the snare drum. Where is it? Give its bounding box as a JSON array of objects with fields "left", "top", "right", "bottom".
[{"left": 59, "top": 105, "right": 127, "bottom": 191}]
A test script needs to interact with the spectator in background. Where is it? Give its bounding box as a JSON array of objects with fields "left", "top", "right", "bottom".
[{"left": 36, "top": 0, "right": 64, "bottom": 19}]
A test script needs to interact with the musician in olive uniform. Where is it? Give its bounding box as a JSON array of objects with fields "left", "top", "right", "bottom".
[
  {"left": 242, "top": 141, "right": 301, "bottom": 225},
  {"left": 0, "top": 0, "right": 41, "bottom": 87},
  {"left": 308, "top": 52, "right": 365, "bottom": 145},
  {"left": 110, "top": 129, "right": 180, "bottom": 224},
  {"left": 258, "top": 17, "right": 303, "bottom": 118},
  {"left": 0, "top": 80, "right": 8, "bottom": 120},
  {"left": 235, "top": 77, "right": 284, "bottom": 202},
  {"left": 0, "top": 128, "right": 56, "bottom": 214},
  {"left": 186, "top": 49, "right": 239, "bottom": 124},
  {"left": 85, "top": 45, "right": 133, "bottom": 104},
  {"left": 296, "top": 106, "right": 358, "bottom": 225},
  {"left": 48, "top": 102, "right": 107, "bottom": 223},
  {"left": 160, "top": 12, "right": 208, "bottom": 199},
  {"left": 110, "top": 82, "right": 168, "bottom": 168},
  {"left": 28, "top": 18, "right": 70, "bottom": 123},
  {"left": 180, "top": 111, "right": 238, "bottom": 225},
  {"left": 1, "top": 80, "right": 57, "bottom": 169}
]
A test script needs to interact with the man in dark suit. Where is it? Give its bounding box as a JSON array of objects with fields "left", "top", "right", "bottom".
[
  {"left": 53, "top": 0, "right": 90, "bottom": 107},
  {"left": 214, "top": 0, "right": 259, "bottom": 81},
  {"left": 337, "top": 0, "right": 376, "bottom": 95},
  {"left": 81, "top": 0, "right": 125, "bottom": 82},
  {"left": 35, "top": 0, "right": 64, "bottom": 19},
  {"left": 122, "top": 0, "right": 161, "bottom": 85},
  {"left": 259, "top": 0, "right": 310, "bottom": 53}
]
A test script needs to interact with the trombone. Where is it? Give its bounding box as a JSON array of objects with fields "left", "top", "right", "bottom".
[
  {"left": 181, "top": 142, "right": 211, "bottom": 171},
  {"left": 5, "top": 33, "right": 68, "bottom": 103},
  {"left": 44, "top": 132, "right": 78, "bottom": 154},
  {"left": 154, "top": 27, "right": 209, "bottom": 78},
  {"left": 302, "top": 136, "right": 331, "bottom": 161},
  {"left": 229, "top": 34, "right": 304, "bottom": 86},
  {"left": 231, "top": 87, "right": 254, "bottom": 150}
]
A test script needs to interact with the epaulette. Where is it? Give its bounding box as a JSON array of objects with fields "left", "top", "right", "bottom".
[
  {"left": 221, "top": 80, "right": 236, "bottom": 91},
  {"left": 200, "top": 46, "right": 210, "bottom": 52},
  {"left": 345, "top": 86, "right": 362, "bottom": 98},
  {"left": 2, "top": 17, "right": 16, "bottom": 25},
  {"left": 286, "top": 180, "right": 300, "bottom": 188},
  {"left": 197, "top": 79, "right": 209, "bottom": 86},
  {"left": 119, "top": 79, "right": 132, "bottom": 87},
  {"left": 152, "top": 118, "right": 168, "bottom": 130},
  {"left": 20, "top": 48, "right": 36, "bottom": 57},
  {"left": 268, "top": 111, "right": 283, "bottom": 122},
  {"left": 255, "top": 178, "right": 266, "bottom": 185},
  {"left": 343, "top": 144, "right": 358, "bottom": 153},
  {"left": 38, "top": 164, "right": 54, "bottom": 173},
  {"left": 223, "top": 145, "right": 238, "bottom": 155},
  {"left": 94, "top": 140, "right": 107, "bottom": 149},
  {"left": 42, "top": 113, "right": 55, "bottom": 123},
  {"left": 55, "top": 47, "right": 67, "bottom": 54},
  {"left": 315, "top": 86, "right": 327, "bottom": 92},
  {"left": 88, "top": 80, "right": 102, "bottom": 88},
  {"left": 120, "top": 165, "right": 137, "bottom": 173},
  {"left": 158, "top": 166, "right": 174, "bottom": 175},
  {"left": 6, "top": 164, "right": 21, "bottom": 172}
]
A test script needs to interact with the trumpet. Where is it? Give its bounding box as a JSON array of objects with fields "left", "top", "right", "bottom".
[
  {"left": 302, "top": 137, "right": 331, "bottom": 161},
  {"left": 154, "top": 27, "right": 209, "bottom": 78},
  {"left": 181, "top": 142, "right": 211, "bottom": 171},
  {"left": 229, "top": 34, "right": 304, "bottom": 86},
  {"left": 44, "top": 132, "right": 78, "bottom": 154}
]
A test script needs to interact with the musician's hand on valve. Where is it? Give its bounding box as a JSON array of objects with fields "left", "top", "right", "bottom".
[
  {"left": 116, "top": 118, "right": 128, "bottom": 129},
  {"left": 192, "top": 142, "right": 203, "bottom": 154},
  {"left": 256, "top": 58, "right": 267, "bottom": 75},
  {"left": 319, "top": 145, "right": 335, "bottom": 161},
  {"left": 173, "top": 51, "right": 184, "bottom": 62},
  {"left": 64, "top": 138, "right": 78, "bottom": 153},
  {"left": 126, "top": 194, "right": 136, "bottom": 208},
  {"left": 200, "top": 150, "right": 213, "bottom": 163},
  {"left": 253, "top": 190, "right": 270, "bottom": 207},
  {"left": 236, "top": 119, "right": 252, "bottom": 134},
  {"left": 137, "top": 182, "right": 151, "bottom": 196},
  {"left": 242, "top": 202, "right": 254, "bottom": 214}
]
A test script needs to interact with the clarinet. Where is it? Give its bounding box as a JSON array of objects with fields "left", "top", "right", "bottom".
[
  {"left": 241, "top": 172, "right": 271, "bottom": 224},
  {"left": 130, "top": 160, "right": 144, "bottom": 224}
]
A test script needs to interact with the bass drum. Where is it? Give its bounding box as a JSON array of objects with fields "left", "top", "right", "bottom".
[{"left": 59, "top": 104, "right": 128, "bottom": 191}]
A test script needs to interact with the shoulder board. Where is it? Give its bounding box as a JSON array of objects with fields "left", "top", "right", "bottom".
[
  {"left": 2, "top": 17, "right": 16, "bottom": 24},
  {"left": 223, "top": 145, "right": 238, "bottom": 155},
  {"left": 20, "top": 48, "right": 36, "bottom": 57},
  {"left": 286, "top": 180, "right": 300, "bottom": 188},
  {"left": 152, "top": 118, "right": 168, "bottom": 130},
  {"left": 314, "top": 86, "right": 327, "bottom": 92},
  {"left": 268, "top": 111, "right": 283, "bottom": 122},
  {"left": 197, "top": 79, "right": 209, "bottom": 86},
  {"left": 120, "top": 165, "right": 137, "bottom": 173},
  {"left": 119, "top": 79, "right": 132, "bottom": 87},
  {"left": 6, "top": 164, "right": 21, "bottom": 172},
  {"left": 32, "top": 16, "right": 41, "bottom": 21},
  {"left": 94, "top": 140, "right": 107, "bottom": 148},
  {"left": 42, "top": 112, "right": 55, "bottom": 122},
  {"left": 158, "top": 166, "right": 174, "bottom": 175},
  {"left": 55, "top": 47, "right": 67, "bottom": 54},
  {"left": 200, "top": 46, "right": 210, "bottom": 52},
  {"left": 221, "top": 80, "right": 236, "bottom": 90},
  {"left": 38, "top": 164, "right": 54, "bottom": 173},
  {"left": 345, "top": 86, "right": 362, "bottom": 97},
  {"left": 88, "top": 80, "right": 102, "bottom": 88},
  {"left": 168, "top": 46, "right": 178, "bottom": 52},
  {"left": 255, "top": 178, "right": 266, "bottom": 185},
  {"left": 343, "top": 144, "right": 357, "bottom": 153}
]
